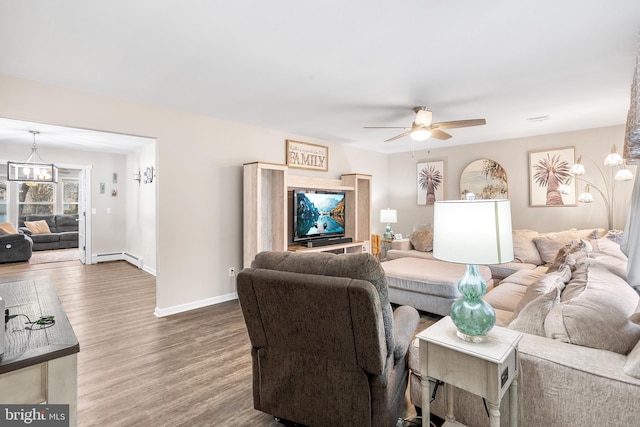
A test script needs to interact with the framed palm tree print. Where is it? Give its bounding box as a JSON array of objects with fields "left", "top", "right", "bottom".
[
  {"left": 417, "top": 160, "right": 445, "bottom": 205},
  {"left": 529, "top": 147, "right": 577, "bottom": 206}
]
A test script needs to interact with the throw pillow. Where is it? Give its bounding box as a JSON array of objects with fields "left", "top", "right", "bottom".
[
  {"left": 577, "top": 228, "right": 606, "bottom": 239},
  {"left": 512, "top": 265, "right": 571, "bottom": 319},
  {"left": 511, "top": 229, "right": 542, "bottom": 265},
  {"left": 0, "top": 222, "right": 18, "bottom": 234},
  {"left": 533, "top": 229, "right": 582, "bottom": 265},
  {"left": 410, "top": 230, "right": 433, "bottom": 252},
  {"left": 509, "top": 287, "right": 560, "bottom": 336},
  {"left": 546, "top": 239, "right": 592, "bottom": 273},
  {"left": 604, "top": 229, "right": 624, "bottom": 244},
  {"left": 545, "top": 260, "right": 640, "bottom": 355},
  {"left": 25, "top": 220, "right": 51, "bottom": 234}
]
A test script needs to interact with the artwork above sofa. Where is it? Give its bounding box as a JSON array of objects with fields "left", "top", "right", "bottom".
[{"left": 18, "top": 214, "right": 79, "bottom": 251}]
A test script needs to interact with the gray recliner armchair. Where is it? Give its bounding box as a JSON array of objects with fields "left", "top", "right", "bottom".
[
  {"left": 237, "top": 251, "right": 420, "bottom": 427},
  {"left": 0, "top": 230, "right": 33, "bottom": 263}
]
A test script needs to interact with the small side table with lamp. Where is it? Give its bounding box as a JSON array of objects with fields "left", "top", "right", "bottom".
[
  {"left": 380, "top": 208, "right": 397, "bottom": 240},
  {"left": 380, "top": 208, "right": 397, "bottom": 260},
  {"left": 417, "top": 199, "right": 522, "bottom": 427}
]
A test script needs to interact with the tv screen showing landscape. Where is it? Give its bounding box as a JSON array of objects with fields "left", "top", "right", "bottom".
[{"left": 293, "top": 191, "right": 346, "bottom": 242}]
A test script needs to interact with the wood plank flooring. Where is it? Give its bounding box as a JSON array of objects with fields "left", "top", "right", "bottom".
[{"left": 0, "top": 259, "right": 437, "bottom": 427}]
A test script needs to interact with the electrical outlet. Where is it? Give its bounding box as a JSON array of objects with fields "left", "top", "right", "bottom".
[{"left": 228, "top": 267, "right": 236, "bottom": 277}]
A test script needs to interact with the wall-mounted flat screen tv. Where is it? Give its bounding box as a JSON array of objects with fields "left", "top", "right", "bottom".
[{"left": 293, "top": 190, "right": 346, "bottom": 242}]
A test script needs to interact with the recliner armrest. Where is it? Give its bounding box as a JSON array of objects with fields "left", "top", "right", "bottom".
[
  {"left": 392, "top": 305, "right": 420, "bottom": 361},
  {"left": 0, "top": 233, "right": 28, "bottom": 243},
  {"left": 18, "top": 227, "right": 32, "bottom": 236}
]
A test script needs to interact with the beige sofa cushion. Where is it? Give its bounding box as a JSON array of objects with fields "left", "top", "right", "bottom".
[
  {"left": 25, "top": 219, "right": 51, "bottom": 234},
  {"left": 410, "top": 230, "right": 433, "bottom": 252},
  {"left": 589, "top": 237, "right": 629, "bottom": 279},
  {"left": 533, "top": 229, "right": 582, "bottom": 265},
  {"left": 624, "top": 313, "right": 640, "bottom": 378},
  {"left": 0, "top": 222, "right": 18, "bottom": 234},
  {"left": 512, "top": 229, "right": 542, "bottom": 265},
  {"left": 545, "top": 256, "right": 640, "bottom": 355},
  {"left": 546, "top": 239, "right": 592, "bottom": 273},
  {"left": 533, "top": 229, "right": 605, "bottom": 265},
  {"left": 513, "top": 265, "right": 571, "bottom": 317},
  {"left": 509, "top": 287, "right": 561, "bottom": 336}
]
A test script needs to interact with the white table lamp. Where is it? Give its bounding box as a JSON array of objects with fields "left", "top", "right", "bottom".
[
  {"left": 433, "top": 199, "right": 514, "bottom": 342},
  {"left": 380, "top": 208, "right": 397, "bottom": 240}
]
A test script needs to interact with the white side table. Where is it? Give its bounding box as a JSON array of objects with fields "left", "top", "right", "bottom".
[{"left": 417, "top": 316, "right": 523, "bottom": 427}]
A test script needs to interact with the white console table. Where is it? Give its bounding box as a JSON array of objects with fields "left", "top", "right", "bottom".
[{"left": 417, "top": 316, "right": 522, "bottom": 427}]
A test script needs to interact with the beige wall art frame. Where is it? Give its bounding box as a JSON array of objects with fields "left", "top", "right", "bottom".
[
  {"left": 529, "top": 146, "right": 577, "bottom": 207},
  {"left": 286, "top": 139, "right": 328, "bottom": 171},
  {"left": 459, "top": 158, "right": 508, "bottom": 200},
  {"left": 417, "top": 160, "right": 445, "bottom": 205}
]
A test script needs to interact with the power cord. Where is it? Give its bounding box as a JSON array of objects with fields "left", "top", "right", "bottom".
[{"left": 6, "top": 312, "right": 56, "bottom": 330}]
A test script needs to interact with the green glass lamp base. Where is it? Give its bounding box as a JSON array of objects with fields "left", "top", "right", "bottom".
[
  {"left": 450, "top": 264, "right": 496, "bottom": 342},
  {"left": 383, "top": 224, "right": 393, "bottom": 240}
]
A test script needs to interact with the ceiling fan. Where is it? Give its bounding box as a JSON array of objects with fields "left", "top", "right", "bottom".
[{"left": 364, "top": 106, "right": 486, "bottom": 142}]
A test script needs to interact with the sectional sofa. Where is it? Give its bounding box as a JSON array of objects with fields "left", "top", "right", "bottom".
[
  {"left": 401, "top": 231, "right": 640, "bottom": 426},
  {"left": 387, "top": 226, "right": 612, "bottom": 280}
]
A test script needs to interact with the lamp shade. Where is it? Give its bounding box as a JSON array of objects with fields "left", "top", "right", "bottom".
[
  {"left": 380, "top": 208, "right": 397, "bottom": 224},
  {"left": 433, "top": 199, "right": 513, "bottom": 265},
  {"left": 604, "top": 145, "right": 624, "bottom": 166}
]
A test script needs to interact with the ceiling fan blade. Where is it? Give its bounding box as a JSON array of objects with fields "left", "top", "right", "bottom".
[
  {"left": 363, "top": 126, "right": 410, "bottom": 129},
  {"left": 431, "top": 119, "right": 486, "bottom": 130},
  {"left": 385, "top": 131, "right": 411, "bottom": 142},
  {"left": 430, "top": 129, "right": 452, "bottom": 140}
]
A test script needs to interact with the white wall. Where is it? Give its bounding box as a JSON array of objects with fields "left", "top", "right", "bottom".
[
  {"left": 0, "top": 140, "right": 129, "bottom": 254},
  {"left": 0, "top": 74, "right": 389, "bottom": 315},
  {"left": 126, "top": 143, "right": 157, "bottom": 273},
  {"left": 387, "top": 125, "right": 636, "bottom": 235}
]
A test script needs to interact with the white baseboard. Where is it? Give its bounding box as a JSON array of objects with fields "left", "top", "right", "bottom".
[
  {"left": 154, "top": 292, "right": 237, "bottom": 317},
  {"left": 142, "top": 265, "right": 157, "bottom": 276},
  {"left": 92, "top": 251, "right": 144, "bottom": 269}
]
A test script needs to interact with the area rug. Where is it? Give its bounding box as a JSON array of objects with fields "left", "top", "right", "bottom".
[{"left": 29, "top": 249, "right": 80, "bottom": 265}]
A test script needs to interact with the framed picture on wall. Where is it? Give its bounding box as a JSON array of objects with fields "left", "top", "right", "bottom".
[
  {"left": 529, "top": 147, "right": 577, "bottom": 207},
  {"left": 459, "top": 158, "right": 508, "bottom": 200},
  {"left": 286, "top": 140, "right": 328, "bottom": 171},
  {"left": 417, "top": 160, "right": 445, "bottom": 205}
]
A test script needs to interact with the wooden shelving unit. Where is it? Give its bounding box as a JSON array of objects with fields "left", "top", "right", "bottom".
[
  {"left": 243, "top": 162, "right": 371, "bottom": 268},
  {"left": 288, "top": 240, "right": 367, "bottom": 254}
]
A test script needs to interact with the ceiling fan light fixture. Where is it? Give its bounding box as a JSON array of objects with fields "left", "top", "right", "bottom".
[
  {"left": 411, "top": 128, "right": 432, "bottom": 141},
  {"left": 414, "top": 109, "right": 433, "bottom": 126}
]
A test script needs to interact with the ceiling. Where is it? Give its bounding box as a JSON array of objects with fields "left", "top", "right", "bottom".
[{"left": 0, "top": 1, "right": 639, "bottom": 154}]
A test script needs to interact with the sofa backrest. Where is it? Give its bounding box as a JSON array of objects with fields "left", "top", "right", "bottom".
[
  {"left": 54, "top": 215, "right": 79, "bottom": 232},
  {"left": 19, "top": 214, "right": 79, "bottom": 233},
  {"left": 19, "top": 215, "right": 56, "bottom": 232},
  {"left": 249, "top": 250, "right": 395, "bottom": 354}
]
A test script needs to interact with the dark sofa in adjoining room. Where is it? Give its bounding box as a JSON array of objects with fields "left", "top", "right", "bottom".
[{"left": 18, "top": 214, "right": 79, "bottom": 251}]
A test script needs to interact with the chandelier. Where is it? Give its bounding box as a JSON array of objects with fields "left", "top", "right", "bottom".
[{"left": 7, "top": 130, "right": 58, "bottom": 185}]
